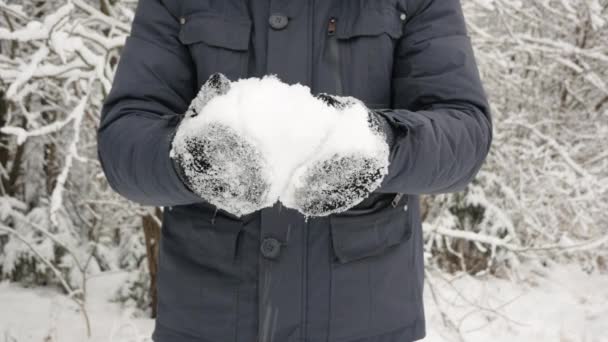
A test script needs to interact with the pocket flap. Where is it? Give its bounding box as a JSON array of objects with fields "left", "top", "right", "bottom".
[
  {"left": 336, "top": 8, "right": 404, "bottom": 40},
  {"left": 165, "top": 203, "right": 244, "bottom": 262},
  {"left": 179, "top": 13, "right": 251, "bottom": 51},
  {"left": 330, "top": 197, "right": 411, "bottom": 264}
]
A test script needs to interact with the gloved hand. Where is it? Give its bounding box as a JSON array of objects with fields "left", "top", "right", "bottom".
[
  {"left": 170, "top": 73, "right": 393, "bottom": 217},
  {"left": 281, "top": 94, "right": 393, "bottom": 216},
  {"left": 169, "top": 73, "right": 273, "bottom": 216}
]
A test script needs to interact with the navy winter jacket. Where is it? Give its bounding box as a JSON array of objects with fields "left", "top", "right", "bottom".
[{"left": 97, "top": 0, "right": 492, "bottom": 341}]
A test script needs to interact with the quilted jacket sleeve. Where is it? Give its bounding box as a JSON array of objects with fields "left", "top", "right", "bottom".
[
  {"left": 97, "top": 0, "right": 202, "bottom": 206},
  {"left": 375, "top": 0, "right": 493, "bottom": 195}
]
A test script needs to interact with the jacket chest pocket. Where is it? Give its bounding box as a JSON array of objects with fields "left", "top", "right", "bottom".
[
  {"left": 178, "top": 12, "right": 252, "bottom": 85},
  {"left": 331, "top": 4, "right": 405, "bottom": 107},
  {"left": 328, "top": 195, "right": 419, "bottom": 341},
  {"left": 156, "top": 205, "right": 243, "bottom": 341}
]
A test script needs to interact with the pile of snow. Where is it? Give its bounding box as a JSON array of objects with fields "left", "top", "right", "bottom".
[{"left": 170, "top": 74, "right": 389, "bottom": 217}]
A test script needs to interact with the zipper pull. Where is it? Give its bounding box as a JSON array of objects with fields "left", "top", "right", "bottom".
[
  {"left": 391, "top": 193, "right": 404, "bottom": 208},
  {"left": 327, "top": 17, "right": 337, "bottom": 35}
]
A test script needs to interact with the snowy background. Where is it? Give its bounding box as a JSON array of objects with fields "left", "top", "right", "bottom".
[{"left": 0, "top": 0, "right": 607, "bottom": 341}]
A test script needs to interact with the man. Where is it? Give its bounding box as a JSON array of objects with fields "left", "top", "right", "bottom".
[{"left": 97, "top": 0, "right": 492, "bottom": 341}]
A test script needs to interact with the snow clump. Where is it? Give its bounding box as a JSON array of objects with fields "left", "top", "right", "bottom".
[{"left": 170, "top": 74, "right": 389, "bottom": 217}]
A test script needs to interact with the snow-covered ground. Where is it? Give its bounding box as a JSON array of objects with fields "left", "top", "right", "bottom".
[
  {"left": 423, "top": 262, "right": 608, "bottom": 342},
  {"left": 1, "top": 263, "right": 607, "bottom": 342},
  {"left": 0, "top": 271, "right": 154, "bottom": 342}
]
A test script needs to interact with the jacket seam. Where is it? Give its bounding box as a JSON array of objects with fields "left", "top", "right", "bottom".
[{"left": 128, "top": 33, "right": 190, "bottom": 62}]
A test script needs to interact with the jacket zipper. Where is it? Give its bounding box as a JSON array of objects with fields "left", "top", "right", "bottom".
[
  {"left": 327, "top": 16, "right": 406, "bottom": 212},
  {"left": 326, "top": 16, "right": 343, "bottom": 95}
]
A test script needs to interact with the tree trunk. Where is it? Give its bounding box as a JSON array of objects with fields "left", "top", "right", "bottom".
[
  {"left": 142, "top": 207, "right": 162, "bottom": 318},
  {"left": 0, "top": 93, "right": 25, "bottom": 198}
]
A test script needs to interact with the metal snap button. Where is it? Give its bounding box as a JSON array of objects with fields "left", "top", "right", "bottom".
[
  {"left": 269, "top": 13, "right": 289, "bottom": 30},
  {"left": 400, "top": 13, "right": 407, "bottom": 21},
  {"left": 179, "top": 17, "right": 186, "bottom": 25}
]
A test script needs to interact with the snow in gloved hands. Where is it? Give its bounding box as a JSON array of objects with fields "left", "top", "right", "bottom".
[
  {"left": 170, "top": 73, "right": 390, "bottom": 217},
  {"left": 281, "top": 93, "right": 391, "bottom": 216},
  {"left": 170, "top": 74, "right": 273, "bottom": 216}
]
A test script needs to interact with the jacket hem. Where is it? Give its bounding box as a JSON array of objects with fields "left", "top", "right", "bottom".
[{"left": 336, "top": 317, "right": 426, "bottom": 342}]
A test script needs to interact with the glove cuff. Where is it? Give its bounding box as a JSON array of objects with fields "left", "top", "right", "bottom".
[
  {"left": 168, "top": 125, "right": 197, "bottom": 194},
  {"left": 370, "top": 110, "right": 396, "bottom": 148}
]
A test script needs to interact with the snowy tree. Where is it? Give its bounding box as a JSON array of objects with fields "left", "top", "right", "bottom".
[
  {"left": 424, "top": 0, "right": 608, "bottom": 276},
  {"left": 0, "top": 0, "right": 152, "bottom": 326}
]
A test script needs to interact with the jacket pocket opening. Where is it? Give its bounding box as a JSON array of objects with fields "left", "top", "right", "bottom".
[
  {"left": 178, "top": 13, "right": 252, "bottom": 51},
  {"left": 335, "top": 6, "right": 404, "bottom": 41},
  {"left": 329, "top": 198, "right": 412, "bottom": 264}
]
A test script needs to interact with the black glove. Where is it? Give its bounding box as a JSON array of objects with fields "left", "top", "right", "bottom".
[
  {"left": 282, "top": 93, "right": 392, "bottom": 216},
  {"left": 170, "top": 73, "right": 272, "bottom": 216},
  {"left": 315, "top": 93, "right": 396, "bottom": 146}
]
